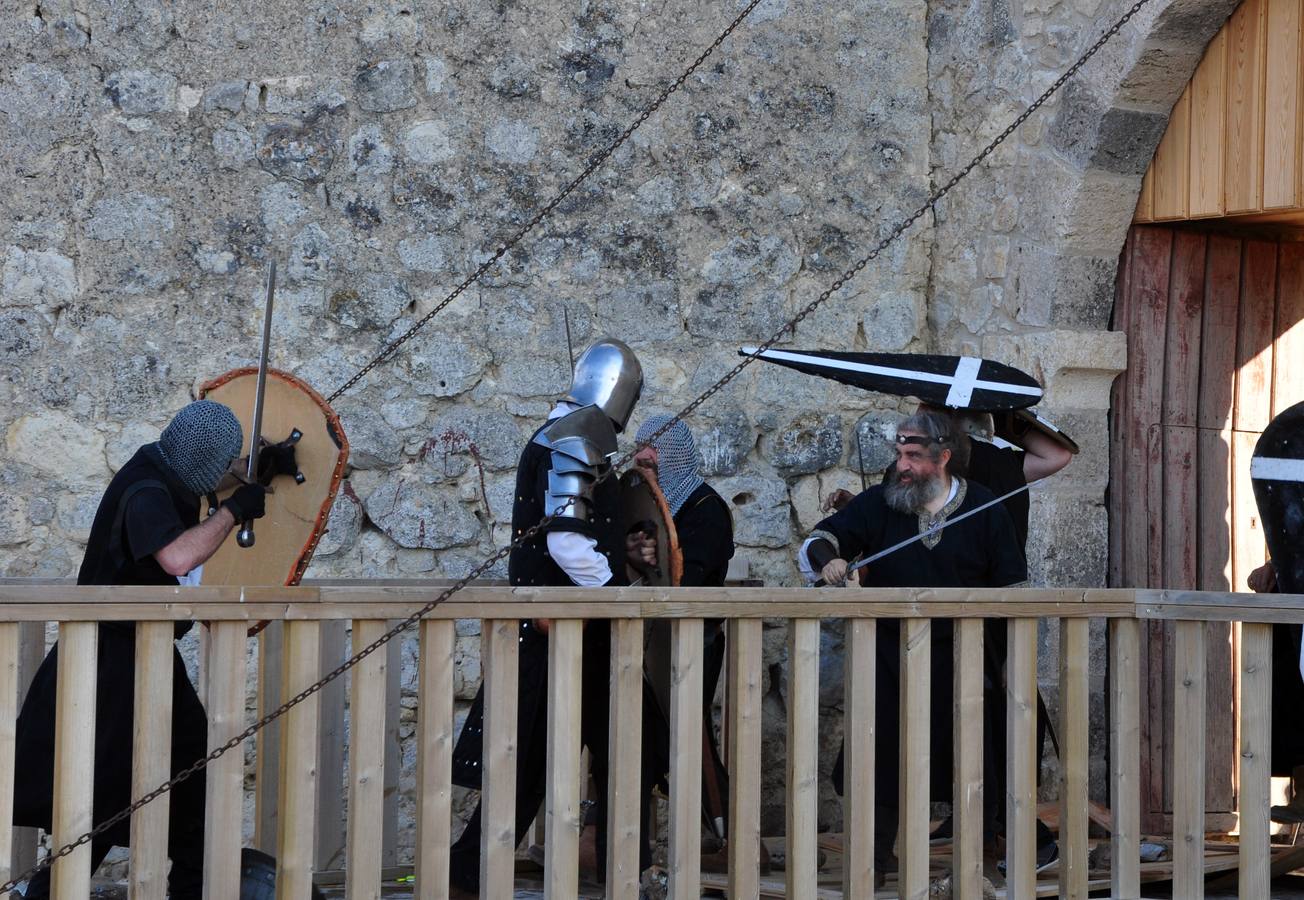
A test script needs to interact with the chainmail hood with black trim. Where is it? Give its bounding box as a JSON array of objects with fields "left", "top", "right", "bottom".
[
  {"left": 635, "top": 414, "right": 705, "bottom": 516},
  {"left": 156, "top": 400, "right": 243, "bottom": 496}
]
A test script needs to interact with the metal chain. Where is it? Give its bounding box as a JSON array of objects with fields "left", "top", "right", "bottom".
[
  {"left": 1, "top": 0, "right": 1150, "bottom": 892},
  {"left": 327, "top": 0, "right": 767, "bottom": 403}
]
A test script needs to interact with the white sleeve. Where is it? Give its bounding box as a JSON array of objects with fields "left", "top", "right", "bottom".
[
  {"left": 796, "top": 537, "right": 821, "bottom": 584},
  {"left": 547, "top": 530, "right": 614, "bottom": 587}
]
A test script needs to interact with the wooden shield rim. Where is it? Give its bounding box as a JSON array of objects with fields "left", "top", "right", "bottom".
[
  {"left": 632, "top": 464, "right": 683, "bottom": 586},
  {"left": 199, "top": 367, "right": 350, "bottom": 632}
]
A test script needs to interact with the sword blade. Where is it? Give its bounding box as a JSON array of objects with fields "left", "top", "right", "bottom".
[{"left": 246, "top": 259, "right": 277, "bottom": 480}]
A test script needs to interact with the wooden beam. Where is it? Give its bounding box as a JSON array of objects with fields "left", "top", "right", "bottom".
[
  {"left": 1273, "top": 241, "right": 1304, "bottom": 417},
  {"left": 1263, "top": 0, "right": 1302, "bottom": 208},
  {"left": 0, "top": 623, "right": 18, "bottom": 887},
  {"left": 316, "top": 620, "right": 347, "bottom": 871},
  {"left": 544, "top": 620, "right": 583, "bottom": 900},
  {"left": 1058, "top": 618, "right": 1090, "bottom": 900},
  {"left": 10, "top": 622, "right": 44, "bottom": 879},
  {"left": 898, "top": 618, "right": 930, "bottom": 900},
  {"left": 1005, "top": 618, "right": 1038, "bottom": 899},
  {"left": 1239, "top": 623, "right": 1273, "bottom": 897},
  {"left": 727, "top": 618, "right": 763, "bottom": 900},
  {"left": 606, "top": 618, "right": 644, "bottom": 900},
  {"left": 785, "top": 619, "right": 819, "bottom": 900},
  {"left": 1235, "top": 239, "right": 1278, "bottom": 434},
  {"left": 668, "top": 618, "right": 703, "bottom": 900},
  {"left": 415, "top": 619, "right": 454, "bottom": 900},
  {"left": 202, "top": 621, "right": 245, "bottom": 900},
  {"left": 276, "top": 620, "right": 322, "bottom": 900},
  {"left": 953, "top": 619, "right": 983, "bottom": 899},
  {"left": 479, "top": 620, "right": 519, "bottom": 900},
  {"left": 1224, "top": 0, "right": 1268, "bottom": 214},
  {"left": 50, "top": 622, "right": 96, "bottom": 900},
  {"left": 1153, "top": 87, "right": 1191, "bottom": 220},
  {"left": 256, "top": 621, "right": 283, "bottom": 854},
  {"left": 1110, "top": 617, "right": 1142, "bottom": 899},
  {"left": 842, "top": 619, "right": 875, "bottom": 899},
  {"left": 1172, "top": 620, "right": 1207, "bottom": 900},
  {"left": 382, "top": 631, "right": 401, "bottom": 869},
  {"left": 346, "top": 620, "right": 389, "bottom": 900},
  {"left": 1190, "top": 29, "right": 1228, "bottom": 217}
]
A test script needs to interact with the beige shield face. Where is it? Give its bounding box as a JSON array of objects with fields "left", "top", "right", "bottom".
[{"left": 198, "top": 368, "right": 349, "bottom": 586}]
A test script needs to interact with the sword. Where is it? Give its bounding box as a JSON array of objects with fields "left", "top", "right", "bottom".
[{"left": 237, "top": 259, "right": 276, "bottom": 549}]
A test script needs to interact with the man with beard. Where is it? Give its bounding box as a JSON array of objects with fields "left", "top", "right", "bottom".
[
  {"left": 449, "top": 338, "right": 645, "bottom": 897},
  {"left": 627, "top": 414, "right": 749, "bottom": 871},
  {"left": 798, "top": 408, "right": 1026, "bottom": 880},
  {"left": 12, "top": 399, "right": 275, "bottom": 900}
]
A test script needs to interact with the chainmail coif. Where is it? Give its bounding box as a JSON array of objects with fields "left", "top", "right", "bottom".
[
  {"left": 634, "top": 414, "right": 705, "bottom": 516},
  {"left": 156, "top": 400, "right": 243, "bottom": 495}
]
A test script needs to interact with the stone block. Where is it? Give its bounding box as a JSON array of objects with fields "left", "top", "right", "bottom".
[
  {"left": 861, "top": 292, "right": 921, "bottom": 351},
  {"left": 402, "top": 120, "right": 454, "bottom": 165},
  {"left": 328, "top": 274, "right": 410, "bottom": 332},
  {"left": 2, "top": 248, "right": 75, "bottom": 307},
  {"left": 485, "top": 118, "right": 539, "bottom": 164},
  {"left": 314, "top": 483, "right": 363, "bottom": 557},
  {"left": 853, "top": 410, "right": 900, "bottom": 474},
  {"left": 700, "top": 234, "right": 800, "bottom": 287},
  {"left": 424, "top": 409, "right": 524, "bottom": 472},
  {"left": 336, "top": 402, "right": 403, "bottom": 470},
  {"left": 86, "top": 194, "right": 174, "bottom": 242},
  {"left": 0, "top": 310, "right": 45, "bottom": 359},
  {"left": 6, "top": 411, "right": 107, "bottom": 481},
  {"left": 365, "top": 478, "right": 481, "bottom": 549},
  {"left": 1090, "top": 107, "right": 1167, "bottom": 176},
  {"left": 355, "top": 59, "right": 417, "bottom": 113},
  {"left": 347, "top": 124, "right": 395, "bottom": 175},
  {"left": 259, "top": 182, "right": 312, "bottom": 235},
  {"left": 982, "top": 328, "right": 1126, "bottom": 410},
  {"left": 594, "top": 281, "right": 679, "bottom": 344},
  {"left": 397, "top": 234, "right": 449, "bottom": 273},
  {"left": 202, "top": 81, "right": 248, "bottom": 113},
  {"left": 403, "top": 334, "right": 489, "bottom": 398},
  {"left": 211, "top": 122, "right": 254, "bottom": 169},
  {"left": 1026, "top": 489, "right": 1108, "bottom": 587},
  {"left": 696, "top": 407, "right": 753, "bottom": 477},
  {"left": 766, "top": 412, "right": 842, "bottom": 475},
  {"left": 714, "top": 474, "right": 791, "bottom": 548},
  {"left": 256, "top": 117, "right": 339, "bottom": 184},
  {"left": 105, "top": 69, "right": 177, "bottom": 115}
]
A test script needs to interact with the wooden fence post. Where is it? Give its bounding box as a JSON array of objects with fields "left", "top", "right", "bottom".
[
  {"left": 668, "top": 618, "right": 703, "bottom": 900},
  {"left": 1005, "top": 617, "right": 1038, "bottom": 898},
  {"left": 1110, "top": 616, "right": 1141, "bottom": 899},
  {"left": 545, "top": 620, "right": 584, "bottom": 900},
  {"left": 1058, "top": 617, "right": 1090, "bottom": 900},
  {"left": 50, "top": 622, "right": 97, "bottom": 900},
  {"left": 786, "top": 619, "right": 819, "bottom": 899},
  {"left": 276, "top": 620, "right": 322, "bottom": 900},
  {"left": 0, "top": 623, "right": 18, "bottom": 887},
  {"left": 953, "top": 618, "right": 983, "bottom": 898},
  {"left": 899, "top": 618, "right": 931, "bottom": 900},
  {"left": 316, "top": 620, "right": 347, "bottom": 872},
  {"left": 1173, "top": 620, "right": 1207, "bottom": 900},
  {"left": 203, "top": 621, "right": 247, "bottom": 900},
  {"left": 256, "top": 621, "right": 283, "bottom": 855},
  {"left": 10, "top": 622, "right": 45, "bottom": 880},
  {"left": 346, "top": 621, "right": 389, "bottom": 900},
  {"left": 606, "top": 618, "right": 644, "bottom": 900},
  {"left": 1239, "top": 622, "right": 1272, "bottom": 898},
  {"left": 480, "top": 620, "right": 519, "bottom": 899},
  {"left": 128, "top": 623, "right": 172, "bottom": 899},
  {"left": 415, "top": 619, "right": 454, "bottom": 900},
  {"left": 727, "top": 618, "right": 763, "bottom": 900}
]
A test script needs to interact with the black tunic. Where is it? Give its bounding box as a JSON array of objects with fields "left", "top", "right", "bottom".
[{"left": 13, "top": 445, "right": 209, "bottom": 871}]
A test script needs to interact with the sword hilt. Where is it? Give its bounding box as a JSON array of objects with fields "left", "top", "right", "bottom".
[{"left": 237, "top": 521, "right": 256, "bottom": 548}]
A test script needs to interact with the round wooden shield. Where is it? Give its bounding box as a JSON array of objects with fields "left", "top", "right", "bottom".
[
  {"left": 198, "top": 367, "right": 349, "bottom": 588},
  {"left": 618, "top": 467, "right": 682, "bottom": 587}
]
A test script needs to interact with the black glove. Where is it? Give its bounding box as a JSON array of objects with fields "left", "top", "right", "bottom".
[
  {"left": 222, "top": 483, "right": 267, "bottom": 521},
  {"left": 256, "top": 439, "right": 299, "bottom": 482}
]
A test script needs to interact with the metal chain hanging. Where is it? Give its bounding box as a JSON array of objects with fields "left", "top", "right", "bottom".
[{"left": 1, "top": 0, "right": 1152, "bottom": 892}]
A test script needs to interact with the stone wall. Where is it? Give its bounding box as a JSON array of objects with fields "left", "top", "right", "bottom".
[{"left": 0, "top": 0, "right": 1234, "bottom": 861}]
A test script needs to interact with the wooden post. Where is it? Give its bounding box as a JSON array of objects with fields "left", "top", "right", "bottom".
[
  {"left": 727, "top": 619, "right": 763, "bottom": 900},
  {"left": 953, "top": 618, "right": 983, "bottom": 898},
  {"left": 480, "top": 620, "right": 519, "bottom": 899},
  {"left": 383, "top": 631, "right": 402, "bottom": 868},
  {"left": 606, "top": 618, "right": 644, "bottom": 900},
  {"left": 0, "top": 623, "right": 18, "bottom": 887},
  {"left": 415, "top": 619, "right": 454, "bottom": 900},
  {"left": 276, "top": 620, "right": 321, "bottom": 900},
  {"left": 785, "top": 619, "right": 819, "bottom": 900},
  {"left": 11, "top": 621, "right": 45, "bottom": 879},
  {"left": 346, "top": 621, "right": 389, "bottom": 900},
  {"left": 898, "top": 618, "right": 930, "bottom": 900},
  {"left": 1005, "top": 618, "right": 1038, "bottom": 898},
  {"left": 51, "top": 622, "right": 97, "bottom": 900},
  {"left": 668, "top": 618, "right": 703, "bottom": 900},
  {"left": 1239, "top": 622, "right": 1272, "bottom": 898},
  {"left": 256, "top": 621, "right": 284, "bottom": 854},
  {"left": 1058, "top": 617, "right": 1090, "bottom": 900},
  {"left": 203, "top": 621, "right": 246, "bottom": 900},
  {"left": 842, "top": 619, "right": 875, "bottom": 899},
  {"left": 545, "top": 620, "right": 583, "bottom": 900},
  {"left": 316, "top": 620, "right": 347, "bottom": 872},
  {"left": 1172, "top": 620, "right": 1207, "bottom": 899},
  {"left": 1110, "top": 617, "right": 1141, "bottom": 899}
]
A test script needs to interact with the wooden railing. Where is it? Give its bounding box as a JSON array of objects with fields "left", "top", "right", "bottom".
[{"left": 0, "top": 583, "right": 1298, "bottom": 899}]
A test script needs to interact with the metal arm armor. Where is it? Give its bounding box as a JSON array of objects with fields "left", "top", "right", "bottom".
[{"left": 533, "top": 405, "right": 619, "bottom": 522}]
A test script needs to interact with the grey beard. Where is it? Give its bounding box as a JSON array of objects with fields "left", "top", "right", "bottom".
[{"left": 884, "top": 470, "right": 943, "bottom": 514}]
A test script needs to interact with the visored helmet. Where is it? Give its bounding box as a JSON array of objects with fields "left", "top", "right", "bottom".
[{"left": 565, "top": 337, "right": 643, "bottom": 432}]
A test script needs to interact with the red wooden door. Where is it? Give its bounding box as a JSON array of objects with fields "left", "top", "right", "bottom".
[{"left": 1110, "top": 225, "right": 1304, "bottom": 832}]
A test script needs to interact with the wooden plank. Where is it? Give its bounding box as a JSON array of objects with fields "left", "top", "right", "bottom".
[
  {"left": 415, "top": 620, "right": 454, "bottom": 900},
  {"left": 1172, "top": 620, "right": 1207, "bottom": 900},
  {"left": 1163, "top": 426, "right": 1200, "bottom": 591},
  {"left": 383, "top": 632, "right": 401, "bottom": 868},
  {"left": 1058, "top": 618, "right": 1090, "bottom": 900},
  {"left": 841, "top": 620, "right": 874, "bottom": 899},
  {"left": 1263, "top": 0, "right": 1302, "bottom": 208},
  {"left": 346, "top": 620, "right": 389, "bottom": 900},
  {"left": 0, "top": 624, "right": 18, "bottom": 887},
  {"left": 1198, "top": 429, "right": 1236, "bottom": 593},
  {"left": 479, "top": 620, "right": 518, "bottom": 900},
  {"left": 1273, "top": 241, "right": 1304, "bottom": 415},
  {"left": 1153, "top": 87, "right": 1191, "bottom": 220},
  {"left": 953, "top": 619, "right": 983, "bottom": 899},
  {"left": 10, "top": 621, "right": 44, "bottom": 879},
  {"left": 544, "top": 620, "right": 583, "bottom": 900},
  {"left": 256, "top": 621, "right": 284, "bottom": 854},
  {"left": 1199, "top": 236, "right": 1244, "bottom": 433},
  {"left": 1190, "top": 29, "right": 1228, "bottom": 218},
  {"left": 898, "top": 618, "right": 930, "bottom": 900},
  {"left": 276, "top": 620, "right": 322, "bottom": 900},
  {"left": 1224, "top": 0, "right": 1268, "bottom": 214},
  {"left": 1136, "top": 166, "right": 1156, "bottom": 222},
  {"left": 1110, "top": 619, "right": 1141, "bottom": 900},
  {"left": 785, "top": 619, "right": 819, "bottom": 900},
  {"left": 50, "top": 622, "right": 96, "bottom": 900},
  {"left": 203, "top": 621, "right": 246, "bottom": 900},
  {"left": 668, "top": 618, "right": 703, "bottom": 900},
  {"left": 1205, "top": 617, "right": 1237, "bottom": 813},
  {"left": 1238, "top": 623, "right": 1272, "bottom": 897},
  {"left": 1164, "top": 231, "right": 1207, "bottom": 429},
  {"left": 1232, "top": 430, "right": 1270, "bottom": 591},
  {"left": 316, "top": 620, "right": 347, "bottom": 871},
  {"left": 728, "top": 618, "right": 763, "bottom": 900},
  {"left": 1005, "top": 618, "right": 1038, "bottom": 900},
  {"left": 1235, "top": 239, "right": 1277, "bottom": 433},
  {"left": 606, "top": 619, "right": 644, "bottom": 900}
]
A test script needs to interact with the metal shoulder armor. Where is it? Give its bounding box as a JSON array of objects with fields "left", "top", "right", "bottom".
[{"left": 533, "top": 405, "right": 619, "bottom": 521}]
